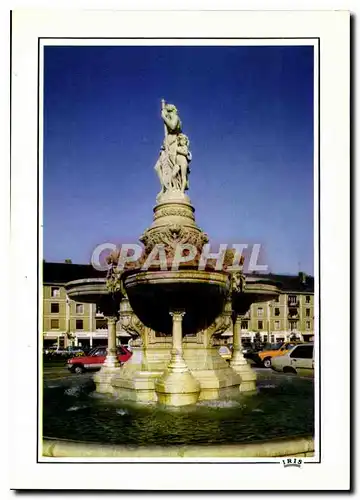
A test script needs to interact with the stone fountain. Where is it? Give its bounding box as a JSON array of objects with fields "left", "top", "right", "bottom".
[{"left": 66, "top": 99, "right": 281, "bottom": 406}]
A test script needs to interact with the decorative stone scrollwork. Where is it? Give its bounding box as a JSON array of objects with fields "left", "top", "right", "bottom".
[
  {"left": 120, "top": 313, "right": 145, "bottom": 338},
  {"left": 106, "top": 266, "right": 123, "bottom": 294},
  {"left": 198, "top": 298, "right": 233, "bottom": 347},
  {"left": 230, "top": 270, "right": 246, "bottom": 294},
  {"left": 105, "top": 249, "right": 125, "bottom": 294},
  {"left": 153, "top": 206, "right": 195, "bottom": 221},
  {"left": 147, "top": 328, "right": 171, "bottom": 344},
  {"left": 140, "top": 224, "right": 209, "bottom": 256},
  {"left": 118, "top": 297, "right": 146, "bottom": 343}
]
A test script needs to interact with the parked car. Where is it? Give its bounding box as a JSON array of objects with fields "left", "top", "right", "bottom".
[
  {"left": 271, "top": 343, "right": 314, "bottom": 376},
  {"left": 242, "top": 342, "right": 256, "bottom": 355},
  {"left": 45, "top": 346, "right": 85, "bottom": 358},
  {"left": 64, "top": 346, "right": 85, "bottom": 357},
  {"left": 67, "top": 345, "right": 132, "bottom": 374},
  {"left": 249, "top": 341, "right": 304, "bottom": 368},
  {"left": 43, "top": 346, "right": 57, "bottom": 355}
]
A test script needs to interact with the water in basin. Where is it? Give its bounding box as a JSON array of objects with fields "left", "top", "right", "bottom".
[{"left": 43, "top": 372, "right": 314, "bottom": 446}]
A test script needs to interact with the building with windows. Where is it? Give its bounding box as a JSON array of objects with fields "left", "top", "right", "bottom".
[
  {"left": 42, "top": 262, "right": 130, "bottom": 349},
  {"left": 42, "top": 262, "right": 315, "bottom": 348},
  {"left": 239, "top": 274, "right": 315, "bottom": 344}
]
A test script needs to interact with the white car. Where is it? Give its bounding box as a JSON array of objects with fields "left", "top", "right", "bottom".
[{"left": 271, "top": 343, "right": 314, "bottom": 377}]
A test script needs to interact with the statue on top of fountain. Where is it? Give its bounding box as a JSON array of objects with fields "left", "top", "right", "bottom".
[{"left": 154, "top": 100, "right": 192, "bottom": 202}]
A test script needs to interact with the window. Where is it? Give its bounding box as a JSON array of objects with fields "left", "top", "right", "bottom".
[
  {"left": 274, "top": 296, "right": 279, "bottom": 303},
  {"left": 76, "top": 303, "right": 84, "bottom": 314},
  {"left": 288, "top": 295, "right": 297, "bottom": 305},
  {"left": 257, "top": 308, "right": 264, "bottom": 317},
  {"left": 241, "top": 320, "right": 248, "bottom": 330},
  {"left": 306, "top": 309, "right": 310, "bottom": 317},
  {"left": 258, "top": 321, "right": 263, "bottom": 330},
  {"left": 50, "top": 319, "right": 59, "bottom": 329},
  {"left": 306, "top": 321, "right": 311, "bottom": 330},
  {"left": 306, "top": 295, "right": 311, "bottom": 303},
  {"left": 50, "top": 303, "right": 59, "bottom": 313},
  {"left": 289, "top": 320, "right": 298, "bottom": 331},
  {"left": 290, "top": 345, "right": 313, "bottom": 359},
  {"left": 94, "top": 347, "right": 107, "bottom": 357},
  {"left": 96, "top": 318, "right": 107, "bottom": 330},
  {"left": 76, "top": 319, "right": 83, "bottom": 330},
  {"left": 263, "top": 335, "right": 268, "bottom": 343},
  {"left": 289, "top": 295, "right": 297, "bottom": 306},
  {"left": 274, "top": 320, "right": 280, "bottom": 330},
  {"left": 51, "top": 287, "right": 60, "bottom": 298},
  {"left": 274, "top": 307, "right": 280, "bottom": 316},
  {"left": 270, "top": 335, "right": 275, "bottom": 343}
]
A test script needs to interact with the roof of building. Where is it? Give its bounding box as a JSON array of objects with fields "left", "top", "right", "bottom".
[
  {"left": 43, "top": 262, "right": 106, "bottom": 284},
  {"left": 43, "top": 262, "right": 314, "bottom": 293},
  {"left": 266, "top": 273, "right": 314, "bottom": 293}
]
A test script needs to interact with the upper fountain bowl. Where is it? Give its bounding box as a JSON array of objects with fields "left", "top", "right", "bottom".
[
  {"left": 123, "top": 269, "right": 230, "bottom": 335},
  {"left": 233, "top": 275, "right": 281, "bottom": 314},
  {"left": 65, "top": 278, "right": 109, "bottom": 303}
]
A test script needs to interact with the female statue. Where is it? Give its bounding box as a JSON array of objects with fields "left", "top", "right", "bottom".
[{"left": 154, "top": 100, "right": 191, "bottom": 198}]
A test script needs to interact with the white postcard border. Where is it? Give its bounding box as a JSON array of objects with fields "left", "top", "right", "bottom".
[{"left": 10, "top": 9, "right": 350, "bottom": 491}]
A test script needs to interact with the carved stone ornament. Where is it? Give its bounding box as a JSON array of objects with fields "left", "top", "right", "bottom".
[
  {"left": 119, "top": 311, "right": 145, "bottom": 337},
  {"left": 106, "top": 265, "right": 123, "bottom": 294},
  {"left": 153, "top": 206, "right": 195, "bottom": 221},
  {"left": 198, "top": 297, "right": 233, "bottom": 346},
  {"left": 230, "top": 270, "right": 246, "bottom": 294},
  {"left": 140, "top": 224, "right": 209, "bottom": 256}
]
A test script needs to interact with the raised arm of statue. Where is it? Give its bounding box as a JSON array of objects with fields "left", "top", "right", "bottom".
[{"left": 161, "top": 104, "right": 182, "bottom": 134}]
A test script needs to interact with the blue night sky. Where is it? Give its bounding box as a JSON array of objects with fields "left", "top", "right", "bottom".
[{"left": 43, "top": 45, "right": 314, "bottom": 275}]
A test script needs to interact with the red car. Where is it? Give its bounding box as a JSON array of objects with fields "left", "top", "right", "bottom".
[{"left": 67, "top": 345, "right": 132, "bottom": 374}]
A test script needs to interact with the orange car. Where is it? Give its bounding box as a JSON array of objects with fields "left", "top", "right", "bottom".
[{"left": 256, "top": 342, "right": 304, "bottom": 368}]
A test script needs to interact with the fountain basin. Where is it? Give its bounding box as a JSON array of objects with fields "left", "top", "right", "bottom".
[
  {"left": 43, "top": 436, "right": 314, "bottom": 458},
  {"left": 233, "top": 277, "right": 281, "bottom": 313},
  {"left": 123, "top": 269, "right": 230, "bottom": 335},
  {"left": 65, "top": 277, "right": 121, "bottom": 317},
  {"left": 42, "top": 371, "right": 314, "bottom": 457},
  {"left": 65, "top": 278, "right": 109, "bottom": 304}
]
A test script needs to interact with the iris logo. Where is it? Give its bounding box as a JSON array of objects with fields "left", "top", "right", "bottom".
[{"left": 282, "top": 458, "right": 303, "bottom": 468}]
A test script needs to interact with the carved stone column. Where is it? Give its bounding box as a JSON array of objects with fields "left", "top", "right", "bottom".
[
  {"left": 229, "top": 315, "right": 247, "bottom": 368},
  {"left": 167, "top": 311, "right": 189, "bottom": 372},
  {"left": 103, "top": 316, "right": 120, "bottom": 369},
  {"left": 230, "top": 313, "right": 256, "bottom": 392},
  {"left": 155, "top": 310, "right": 200, "bottom": 406}
]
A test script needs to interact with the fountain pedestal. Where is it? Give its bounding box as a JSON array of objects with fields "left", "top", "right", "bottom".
[
  {"left": 155, "top": 311, "right": 200, "bottom": 406},
  {"left": 229, "top": 314, "right": 256, "bottom": 392}
]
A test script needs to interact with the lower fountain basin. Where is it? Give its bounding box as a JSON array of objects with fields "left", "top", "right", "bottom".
[
  {"left": 42, "top": 371, "right": 314, "bottom": 452},
  {"left": 123, "top": 269, "right": 230, "bottom": 335}
]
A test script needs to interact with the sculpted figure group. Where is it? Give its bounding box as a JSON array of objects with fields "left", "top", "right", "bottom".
[{"left": 154, "top": 100, "right": 192, "bottom": 199}]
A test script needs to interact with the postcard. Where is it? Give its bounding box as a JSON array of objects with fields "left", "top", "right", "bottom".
[{"left": 9, "top": 7, "right": 350, "bottom": 492}]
